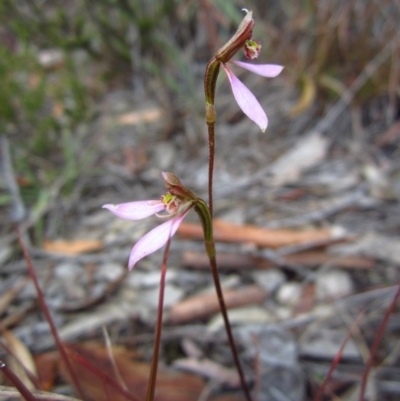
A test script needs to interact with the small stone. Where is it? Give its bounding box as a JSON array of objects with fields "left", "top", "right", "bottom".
[
  {"left": 138, "top": 283, "right": 184, "bottom": 309},
  {"left": 53, "top": 262, "right": 83, "bottom": 280},
  {"left": 276, "top": 282, "right": 302, "bottom": 306},
  {"left": 207, "top": 306, "right": 274, "bottom": 332},
  {"left": 153, "top": 142, "right": 175, "bottom": 170},
  {"left": 252, "top": 269, "right": 286, "bottom": 293},
  {"left": 300, "top": 326, "right": 360, "bottom": 359},
  {"left": 125, "top": 269, "right": 177, "bottom": 288},
  {"left": 315, "top": 269, "right": 353, "bottom": 300},
  {"left": 0, "top": 245, "right": 12, "bottom": 265},
  {"left": 96, "top": 263, "right": 125, "bottom": 282}
]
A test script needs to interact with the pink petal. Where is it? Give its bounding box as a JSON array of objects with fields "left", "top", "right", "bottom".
[
  {"left": 222, "top": 63, "right": 268, "bottom": 132},
  {"left": 128, "top": 211, "right": 189, "bottom": 270},
  {"left": 231, "top": 60, "right": 283, "bottom": 77},
  {"left": 102, "top": 201, "right": 164, "bottom": 220}
]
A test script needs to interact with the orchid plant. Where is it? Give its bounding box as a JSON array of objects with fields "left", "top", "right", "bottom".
[
  {"left": 103, "top": 8, "right": 283, "bottom": 401},
  {"left": 204, "top": 8, "right": 283, "bottom": 215}
]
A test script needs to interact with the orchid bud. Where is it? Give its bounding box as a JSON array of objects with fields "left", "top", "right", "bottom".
[
  {"left": 216, "top": 9, "right": 254, "bottom": 63},
  {"left": 162, "top": 171, "right": 182, "bottom": 189},
  {"left": 162, "top": 171, "right": 197, "bottom": 201}
]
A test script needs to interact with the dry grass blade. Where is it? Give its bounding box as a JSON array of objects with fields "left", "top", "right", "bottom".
[
  {"left": 0, "top": 385, "right": 81, "bottom": 400},
  {"left": 2, "top": 330, "right": 38, "bottom": 391}
]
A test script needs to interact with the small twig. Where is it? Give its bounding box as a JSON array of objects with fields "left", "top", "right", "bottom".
[
  {"left": 0, "top": 360, "right": 38, "bottom": 401},
  {"left": 358, "top": 284, "right": 400, "bottom": 401},
  {"left": 102, "top": 326, "right": 128, "bottom": 391},
  {"left": 314, "top": 311, "right": 364, "bottom": 401}
]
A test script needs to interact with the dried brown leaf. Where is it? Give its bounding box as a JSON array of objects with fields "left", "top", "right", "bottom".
[
  {"left": 60, "top": 343, "right": 204, "bottom": 401},
  {"left": 34, "top": 351, "right": 59, "bottom": 391},
  {"left": 178, "top": 219, "right": 334, "bottom": 249},
  {"left": 117, "top": 108, "right": 163, "bottom": 125},
  {"left": 168, "top": 285, "right": 268, "bottom": 324},
  {"left": 43, "top": 239, "right": 103, "bottom": 255}
]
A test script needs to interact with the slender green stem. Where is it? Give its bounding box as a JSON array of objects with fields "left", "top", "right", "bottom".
[
  {"left": 206, "top": 120, "right": 215, "bottom": 217},
  {"left": 145, "top": 236, "right": 171, "bottom": 401},
  {"left": 204, "top": 58, "right": 220, "bottom": 218}
]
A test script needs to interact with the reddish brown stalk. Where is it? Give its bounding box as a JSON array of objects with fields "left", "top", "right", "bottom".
[
  {"left": 208, "top": 252, "right": 252, "bottom": 401},
  {"left": 15, "top": 225, "right": 86, "bottom": 400},
  {"left": 358, "top": 285, "right": 400, "bottom": 401},
  {"left": 314, "top": 311, "right": 364, "bottom": 401},
  {"left": 145, "top": 236, "right": 172, "bottom": 401},
  {"left": 0, "top": 359, "right": 38, "bottom": 401}
]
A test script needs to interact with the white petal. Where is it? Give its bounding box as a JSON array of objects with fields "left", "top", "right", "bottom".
[{"left": 102, "top": 201, "right": 164, "bottom": 220}]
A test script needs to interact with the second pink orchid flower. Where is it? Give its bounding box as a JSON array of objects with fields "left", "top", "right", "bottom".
[{"left": 103, "top": 173, "right": 195, "bottom": 270}]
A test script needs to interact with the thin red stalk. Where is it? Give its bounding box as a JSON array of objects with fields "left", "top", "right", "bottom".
[
  {"left": 314, "top": 311, "right": 364, "bottom": 401},
  {"left": 358, "top": 285, "right": 400, "bottom": 401},
  {"left": 145, "top": 236, "right": 171, "bottom": 401},
  {"left": 0, "top": 359, "right": 38, "bottom": 401},
  {"left": 208, "top": 254, "right": 252, "bottom": 401},
  {"left": 15, "top": 225, "right": 86, "bottom": 400}
]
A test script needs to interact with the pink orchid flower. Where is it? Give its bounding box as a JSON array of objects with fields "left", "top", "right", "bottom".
[
  {"left": 222, "top": 35, "right": 283, "bottom": 132},
  {"left": 222, "top": 60, "right": 283, "bottom": 132},
  {"left": 103, "top": 173, "right": 194, "bottom": 270}
]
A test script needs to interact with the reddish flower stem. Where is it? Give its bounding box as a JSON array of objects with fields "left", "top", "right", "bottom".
[
  {"left": 207, "top": 250, "right": 252, "bottom": 401},
  {"left": 358, "top": 285, "right": 400, "bottom": 401},
  {"left": 15, "top": 225, "right": 86, "bottom": 400},
  {"left": 145, "top": 236, "right": 172, "bottom": 401}
]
